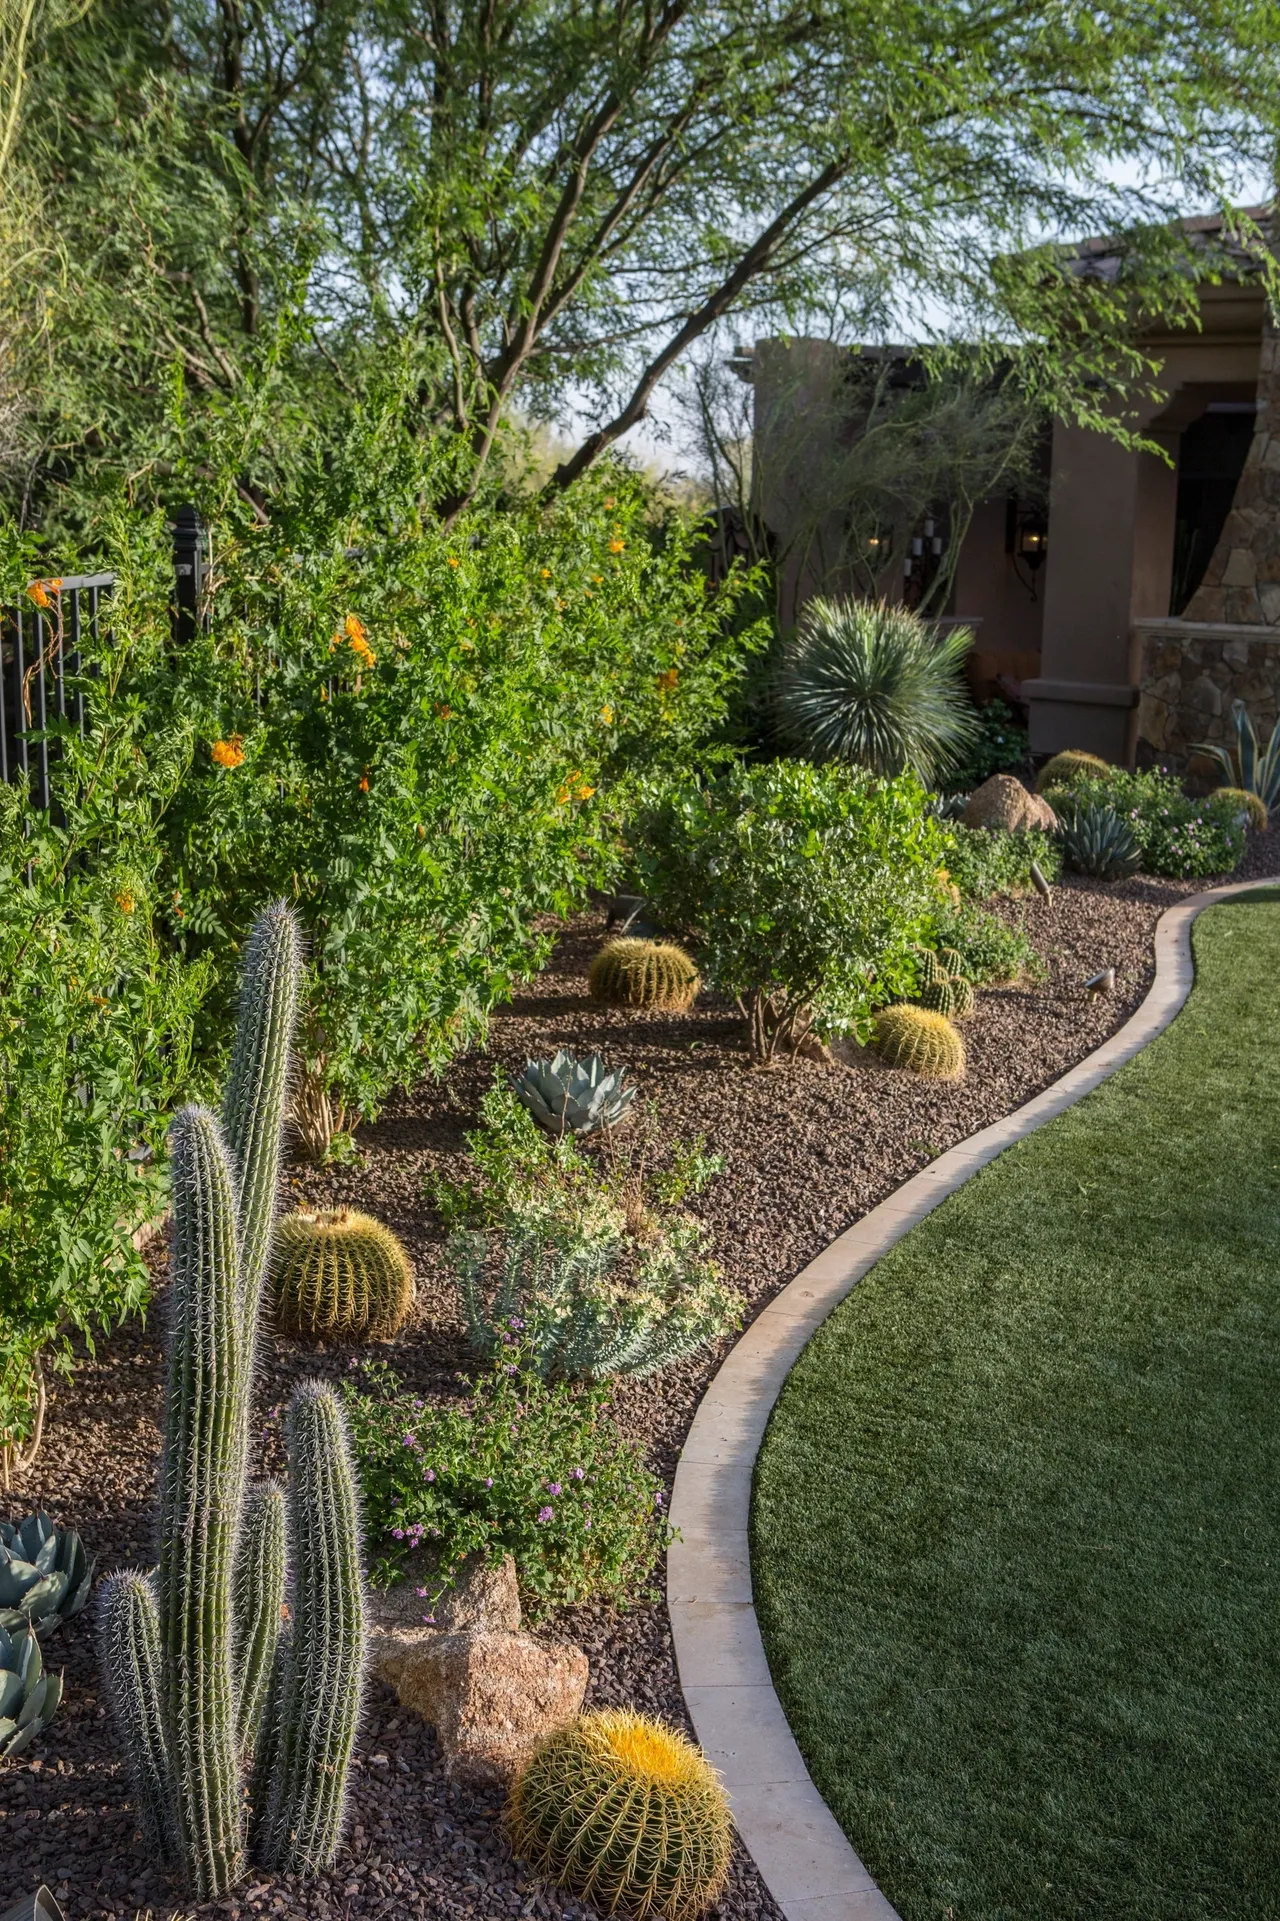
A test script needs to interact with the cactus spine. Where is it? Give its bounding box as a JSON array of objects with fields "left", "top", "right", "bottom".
[
  {"left": 99, "top": 902, "right": 366, "bottom": 1895},
  {"left": 271, "top": 1207, "right": 414, "bottom": 1341},
  {"left": 588, "top": 938, "right": 701, "bottom": 1012},
  {"left": 254, "top": 1383, "right": 365, "bottom": 1872}
]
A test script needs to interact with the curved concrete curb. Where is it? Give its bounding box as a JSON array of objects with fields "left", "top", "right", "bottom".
[{"left": 668, "top": 875, "right": 1280, "bottom": 1921}]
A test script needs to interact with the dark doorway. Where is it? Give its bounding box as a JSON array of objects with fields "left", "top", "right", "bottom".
[{"left": 1170, "top": 403, "right": 1256, "bottom": 615}]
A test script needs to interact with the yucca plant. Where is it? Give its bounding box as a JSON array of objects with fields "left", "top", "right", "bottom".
[
  {"left": 775, "top": 597, "right": 978, "bottom": 784},
  {"left": 1195, "top": 700, "right": 1280, "bottom": 810},
  {"left": 1058, "top": 800, "right": 1141, "bottom": 880},
  {"left": 97, "top": 904, "right": 366, "bottom": 1898}
]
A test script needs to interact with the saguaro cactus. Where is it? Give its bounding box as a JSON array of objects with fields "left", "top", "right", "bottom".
[{"left": 99, "top": 902, "right": 367, "bottom": 1896}]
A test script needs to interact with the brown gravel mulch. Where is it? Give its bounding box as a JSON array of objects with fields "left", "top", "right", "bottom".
[{"left": 5, "top": 836, "right": 1279, "bottom": 1921}]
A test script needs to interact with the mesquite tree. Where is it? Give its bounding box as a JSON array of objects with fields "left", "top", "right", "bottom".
[{"left": 97, "top": 902, "right": 366, "bottom": 1897}]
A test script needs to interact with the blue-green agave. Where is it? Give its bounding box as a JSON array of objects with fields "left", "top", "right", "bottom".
[{"left": 0, "top": 1514, "right": 94, "bottom": 1637}]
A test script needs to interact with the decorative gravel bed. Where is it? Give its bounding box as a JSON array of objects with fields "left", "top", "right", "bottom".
[{"left": 4, "top": 830, "right": 1278, "bottom": 1921}]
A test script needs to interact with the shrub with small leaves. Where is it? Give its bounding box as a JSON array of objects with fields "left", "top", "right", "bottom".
[
  {"left": 925, "top": 902, "right": 1039, "bottom": 987},
  {"left": 945, "top": 825, "right": 1062, "bottom": 900},
  {"left": 341, "top": 1356, "right": 668, "bottom": 1617},
  {"left": 507, "top": 1710, "right": 733, "bottom": 1921}
]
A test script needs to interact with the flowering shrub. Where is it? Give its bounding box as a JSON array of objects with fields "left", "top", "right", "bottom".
[
  {"left": 631, "top": 760, "right": 950, "bottom": 1062},
  {"left": 341, "top": 1356, "right": 667, "bottom": 1617},
  {"left": 1044, "top": 769, "right": 1243, "bottom": 878}
]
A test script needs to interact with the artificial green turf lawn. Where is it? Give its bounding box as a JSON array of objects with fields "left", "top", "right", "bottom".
[{"left": 752, "top": 894, "right": 1280, "bottom": 1921}]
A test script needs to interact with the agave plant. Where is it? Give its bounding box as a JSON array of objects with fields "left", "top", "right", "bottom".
[
  {"left": 1058, "top": 800, "right": 1141, "bottom": 880},
  {"left": 1195, "top": 699, "right": 1280, "bottom": 810},
  {"left": 513, "top": 1050, "right": 636, "bottom": 1136},
  {"left": 774, "top": 597, "right": 978, "bottom": 784},
  {"left": 0, "top": 1623, "right": 62, "bottom": 1760},
  {"left": 0, "top": 1514, "right": 94, "bottom": 1637}
]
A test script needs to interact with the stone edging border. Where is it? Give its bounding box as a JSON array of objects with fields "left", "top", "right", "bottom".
[{"left": 667, "top": 875, "right": 1280, "bottom": 1921}]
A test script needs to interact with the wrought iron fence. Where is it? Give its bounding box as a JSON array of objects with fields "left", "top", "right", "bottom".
[{"left": 0, "top": 573, "right": 114, "bottom": 810}]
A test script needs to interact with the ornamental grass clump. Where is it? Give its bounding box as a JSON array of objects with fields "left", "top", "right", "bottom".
[
  {"left": 506, "top": 1709, "right": 733, "bottom": 1921},
  {"left": 97, "top": 903, "right": 366, "bottom": 1898},
  {"left": 589, "top": 939, "right": 700, "bottom": 1012},
  {"left": 272, "top": 1207, "right": 414, "bottom": 1341},
  {"left": 774, "top": 598, "right": 977, "bottom": 785},
  {"left": 873, "top": 1004, "right": 965, "bottom": 1079}
]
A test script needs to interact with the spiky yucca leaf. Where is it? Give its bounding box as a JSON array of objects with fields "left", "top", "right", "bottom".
[{"left": 775, "top": 598, "right": 977, "bottom": 784}]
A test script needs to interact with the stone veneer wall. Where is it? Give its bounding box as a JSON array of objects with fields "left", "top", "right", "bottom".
[{"left": 1138, "top": 622, "right": 1280, "bottom": 758}]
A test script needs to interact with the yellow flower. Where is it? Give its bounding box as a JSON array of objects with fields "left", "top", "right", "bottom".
[
  {"left": 447, "top": 555, "right": 461, "bottom": 568},
  {"left": 541, "top": 568, "right": 552, "bottom": 579},
  {"left": 555, "top": 598, "right": 565, "bottom": 611},
  {"left": 604, "top": 495, "right": 616, "bottom": 509},
  {"left": 599, "top": 704, "right": 614, "bottom": 725},
  {"left": 608, "top": 538, "right": 625, "bottom": 554},
  {"left": 115, "top": 890, "right": 135, "bottom": 915},
  {"left": 459, "top": 638, "right": 475, "bottom": 651},
  {"left": 574, "top": 781, "right": 595, "bottom": 800},
  {"left": 345, "top": 613, "right": 368, "bottom": 646},
  {"left": 211, "top": 736, "right": 245, "bottom": 768}
]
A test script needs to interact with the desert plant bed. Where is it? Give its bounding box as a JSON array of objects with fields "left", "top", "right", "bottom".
[
  {"left": 753, "top": 890, "right": 1280, "bottom": 1921},
  {"left": 3, "top": 831, "right": 1279, "bottom": 1921}
]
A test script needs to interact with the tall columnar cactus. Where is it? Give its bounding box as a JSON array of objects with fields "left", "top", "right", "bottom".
[{"left": 99, "top": 902, "right": 367, "bottom": 1897}]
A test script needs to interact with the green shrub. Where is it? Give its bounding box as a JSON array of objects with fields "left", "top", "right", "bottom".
[
  {"left": 946, "top": 825, "right": 1062, "bottom": 899},
  {"left": 1056, "top": 769, "right": 1243, "bottom": 878},
  {"left": 341, "top": 1357, "right": 668, "bottom": 1616},
  {"left": 453, "top": 1216, "right": 742, "bottom": 1382},
  {"left": 925, "top": 901, "right": 1040, "bottom": 986},
  {"left": 631, "top": 760, "right": 950, "bottom": 1063},
  {"left": 774, "top": 598, "right": 977, "bottom": 784},
  {"left": 944, "top": 698, "right": 1029, "bottom": 790}
]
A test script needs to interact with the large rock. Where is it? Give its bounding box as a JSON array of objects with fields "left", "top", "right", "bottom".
[
  {"left": 963, "top": 774, "right": 1057, "bottom": 834},
  {"left": 368, "top": 1551, "right": 521, "bottom": 1671},
  {"left": 381, "top": 1628, "right": 589, "bottom": 1789}
]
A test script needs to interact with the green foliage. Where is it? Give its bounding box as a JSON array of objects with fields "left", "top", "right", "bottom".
[
  {"left": 589, "top": 938, "right": 701, "bottom": 1011},
  {"left": 1053, "top": 770, "right": 1242, "bottom": 879},
  {"left": 775, "top": 599, "right": 977, "bottom": 785},
  {"left": 944, "top": 700, "right": 1029, "bottom": 791},
  {"left": 631, "top": 760, "right": 950, "bottom": 1064},
  {"left": 99, "top": 904, "right": 366, "bottom": 1895},
  {"left": 1057, "top": 799, "right": 1142, "bottom": 880},
  {"left": 0, "top": 557, "right": 212, "bottom": 1466},
  {"left": 342, "top": 1356, "right": 668, "bottom": 1618},
  {"left": 506, "top": 1709, "right": 734, "bottom": 1921},
  {"left": 873, "top": 1004, "right": 966, "bottom": 1079},
  {"left": 925, "top": 901, "right": 1039, "bottom": 986},
  {"left": 0, "top": 1512, "right": 94, "bottom": 1635},
  {"left": 453, "top": 1216, "right": 742, "bottom": 1382},
  {"left": 945, "top": 825, "right": 1062, "bottom": 900},
  {"left": 0, "top": 1622, "right": 63, "bottom": 1759},
  {"left": 1194, "top": 699, "right": 1280, "bottom": 808},
  {"left": 272, "top": 1207, "right": 414, "bottom": 1342},
  {"left": 514, "top": 1050, "right": 638, "bottom": 1137},
  {"left": 1208, "top": 786, "right": 1269, "bottom": 833},
  {"left": 1035, "top": 750, "right": 1113, "bottom": 793}
]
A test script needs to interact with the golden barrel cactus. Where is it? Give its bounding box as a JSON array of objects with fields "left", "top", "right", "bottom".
[
  {"left": 271, "top": 1206, "right": 413, "bottom": 1341},
  {"left": 873, "top": 1004, "right": 965, "bottom": 1080},
  {"left": 588, "top": 938, "right": 700, "bottom": 1012},
  {"left": 1035, "top": 749, "right": 1111, "bottom": 793},
  {"left": 1213, "top": 786, "right": 1269, "bottom": 832},
  {"left": 506, "top": 1710, "right": 732, "bottom": 1920}
]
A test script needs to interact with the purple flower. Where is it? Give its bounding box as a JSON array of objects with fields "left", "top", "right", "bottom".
[
  {"left": 509, "top": 1316, "right": 524, "bottom": 1331},
  {"left": 423, "top": 1467, "right": 436, "bottom": 1482},
  {"left": 348, "top": 1357, "right": 359, "bottom": 1369},
  {"left": 485, "top": 1476, "right": 494, "bottom": 1488},
  {"left": 537, "top": 1506, "right": 554, "bottom": 1523},
  {"left": 655, "top": 1490, "right": 665, "bottom": 1506},
  {"left": 545, "top": 1481, "right": 562, "bottom": 1497},
  {"left": 570, "top": 1466, "right": 585, "bottom": 1481},
  {"left": 583, "top": 1518, "right": 592, "bottom": 1530},
  {"left": 505, "top": 1364, "right": 518, "bottom": 1375},
  {"left": 392, "top": 1528, "right": 405, "bottom": 1539},
  {"left": 413, "top": 1398, "right": 425, "bottom": 1411},
  {"left": 415, "top": 1586, "right": 429, "bottom": 1598},
  {"left": 402, "top": 1432, "right": 418, "bottom": 1448}
]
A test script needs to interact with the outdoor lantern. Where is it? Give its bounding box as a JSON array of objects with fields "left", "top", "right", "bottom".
[{"left": 1017, "top": 513, "right": 1048, "bottom": 570}]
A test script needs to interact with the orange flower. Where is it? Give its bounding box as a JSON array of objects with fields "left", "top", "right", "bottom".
[
  {"left": 435, "top": 702, "right": 452, "bottom": 720},
  {"left": 115, "top": 890, "right": 135, "bottom": 915},
  {"left": 211, "top": 736, "right": 245, "bottom": 768},
  {"left": 608, "top": 538, "right": 625, "bottom": 555},
  {"left": 25, "top": 579, "right": 59, "bottom": 609},
  {"left": 655, "top": 668, "right": 679, "bottom": 694},
  {"left": 447, "top": 556, "right": 461, "bottom": 568},
  {"left": 344, "top": 615, "right": 376, "bottom": 670},
  {"left": 359, "top": 771, "right": 370, "bottom": 793},
  {"left": 574, "top": 780, "right": 595, "bottom": 800},
  {"left": 541, "top": 568, "right": 552, "bottom": 579}
]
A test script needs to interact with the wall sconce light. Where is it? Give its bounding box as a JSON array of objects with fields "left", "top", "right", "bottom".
[
  {"left": 1005, "top": 497, "right": 1048, "bottom": 600},
  {"left": 1017, "top": 514, "right": 1048, "bottom": 571}
]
